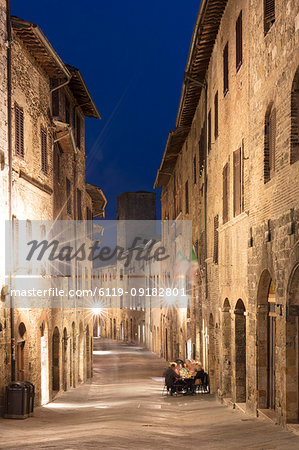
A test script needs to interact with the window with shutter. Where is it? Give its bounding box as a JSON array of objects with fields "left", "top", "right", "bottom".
[
  {"left": 193, "top": 156, "right": 197, "bottom": 185},
  {"left": 77, "top": 188, "right": 82, "bottom": 219},
  {"left": 15, "top": 103, "right": 24, "bottom": 158},
  {"left": 76, "top": 114, "right": 81, "bottom": 149},
  {"left": 264, "top": 0, "right": 275, "bottom": 35},
  {"left": 233, "top": 148, "right": 241, "bottom": 217},
  {"left": 213, "top": 215, "right": 219, "bottom": 264},
  {"left": 50, "top": 79, "right": 60, "bottom": 117},
  {"left": 223, "top": 163, "right": 229, "bottom": 224},
  {"left": 264, "top": 106, "right": 276, "bottom": 182},
  {"left": 236, "top": 11, "right": 242, "bottom": 71},
  {"left": 41, "top": 127, "right": 47, "bottom": 174},
  {"left": 223, "top": 42, "right": 229, "bottom": 96},
  {"left": 12, "top": 215, "right": 19, "bottom": 269},
  {"left": 214, "top": 92, "right": 218, "bottom": 140},
  {"left": 66, "top": 178, "right": 72, "bottom": 215},
  {"left": 269, "top": 108, "right": 276, "bottom": 178},
  {"left": 290, "top": 69, "right": 299, "bottom": 164},
  {"left": 65, "top": 95, "right": 70, "bottom": 124},
  {"left": 185, "top": 181, "right": 189, "bottom": 214},
  {"left": 198, "top": 124, "right": 206, "bottom": 177},
  {"left": 208, "top": 109, "right": 211, "bottom": 152},
  {"left": 55, "top": 147, "right": 61, "bottom": 182}
]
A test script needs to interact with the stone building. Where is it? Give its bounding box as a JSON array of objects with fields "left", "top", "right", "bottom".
[
  {"left": 155, "top": 0, "right": 299, "bottom": 426},
  {"left": 0, "top": 5, "right": 105, "bottom": 413},
  {"left": 93, "top": 192, "right": 157, "bottom": 344}
]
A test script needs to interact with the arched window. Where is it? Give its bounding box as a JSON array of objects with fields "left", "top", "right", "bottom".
[
  {"left": 291, "top": 67, "right": 299, "bottom": 164},
  {"left": 264, "top": 105, "right": 276, "bottom": 183}
]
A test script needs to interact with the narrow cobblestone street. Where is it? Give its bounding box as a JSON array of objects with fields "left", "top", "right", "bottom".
[{"left": 0, "top": 339, "right": 299, "bottom": 449}]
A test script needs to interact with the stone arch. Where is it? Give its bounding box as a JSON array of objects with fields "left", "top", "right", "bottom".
[
  {"left": 62, "top": 327, "right": 68, "bottom": 391},
  {"left": 52, "top": 326, "right": 60, "bottom": 392},
  {"left": 221, "top": 298, "right": 232, "bottom": 397},
  {"left": 286, "top": 263, "right": 299, "bottom": 423},
  {"left": 291, "top": 66, "right": 299, "bottom": 164},
  {"left": 256, "top": 269, "right": 276, "bottom": 409}
]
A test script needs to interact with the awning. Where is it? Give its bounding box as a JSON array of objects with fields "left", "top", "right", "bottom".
[
  {"left": 154, "top": 127, "right": 190, "bottom": 188},
  {"left": 86, "top": 183, "right": 107, "bottom": 218},
  {"left": 53, "top": 120, "right": 76, "bottom": 154},
  {"left": 66, "top": 65, "right": 101, "bottom": 119}
]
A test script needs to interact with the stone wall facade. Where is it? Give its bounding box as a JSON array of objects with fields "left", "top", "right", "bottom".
[
  {"left": 155, "top": 0, "right": 299, "bottom": 426},
  {"left": 0, "top": 10, "right": 104, "bottom": 413}
]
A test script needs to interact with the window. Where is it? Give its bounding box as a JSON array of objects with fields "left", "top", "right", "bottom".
[
  {"left": 264, "top": 0, "right": 275, "bottom": 35},
  {"left": 77, "top": 188, "right": 82, "bottom": 220},
  {"left": 193, "top": 156, "right": 197, "bottom": 185},
  {"left": 198, "top": 124, "right": 205, "bottom": 177},
  {"left": 223, "top": 42, "right": 229, "bottom": 96},
  {"left": 214, "top": 92, "right": 218, "bottom": 140},
  {"left": 26, "top": 220, "right": 32, "bottom": 274},
  {"left": 55, "top": 147, "right": 61, "bottom": 182},
  {"left": 41, "top": 127, "right": 47, "bottom": 174},
  {"left": 291, "top": 68, "right": 299, "bottom": 164},
  {"left": 223, "top": 163, "right": 229, "bottom": 223},
  {"left": 65, "top": 95, "right": 70, "bottom": 124},
  {"left": 51, "top": 79, "right": 60, "bottom": 117},
  {"left": 208, "top": 109, "right": 211, "bottom": 152},
  {"left": 264, "top": 106, "right": 276, "bottom": 182},
  {"left": 12, "top": 215, "right": 19, "bottom": 269},
  {"left": 66, "top": 178, "right": 72, "bottom": 215},
  {"left": 76, "top": 113, "right": 81, "bottom": 149},
  {"left": 233, "top": 148, "right": 242, "bottom": 216},
  {"left": 185, "top": 181, "right": 189, "bottom": 214},
  {"left": 236, "top": 11, "right": 242, "bottom": 71},
  {"left": 15, "top": 103, "right": 24, "bottom": 158},
  {"left": 213, "top": 215, "right": 219, "bottom": 264}
]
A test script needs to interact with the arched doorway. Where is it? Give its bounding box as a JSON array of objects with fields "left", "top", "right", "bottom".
[
  {"left": 71, "top": 322, "right": 76, "bottom": 387},
  {"left": 113, "top": 318, "right": 116, "bottom": 340},
  {"left": 208, "top": 314, "right": 216, "bottom": 393},
  {"left": 257, "top": 270, "right": 276, "bottom": 410},
  {"left": 286, "top": 264, "right": 299, "bottom": 423},
  {"left": 52, "top": 327, "right": 60, "bottom": 392},
  {"left": 78, "top": 322, "right": 84, "bottom": 383},
  {"left": 86, "top": 325, "right": 91, "bottom": 378},
  {"left": 235, "top": 299, "right": 246, "bottom": 403},
  {"left": 221, "top": 299, "right": 232, "bottom": 397},
  {"left": 62, "top": 327, "right": 68, "bottom": 391},
  {"left": 40, "top": 321, "right": 49, "bottom": 404},
  {"left": 16, "top": 322, "right": 26, "bottom": 381}
]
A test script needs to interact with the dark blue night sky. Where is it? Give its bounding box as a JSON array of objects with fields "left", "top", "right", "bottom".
[{"left": 12, "top": 1, "right": 199, "bottom": 218}]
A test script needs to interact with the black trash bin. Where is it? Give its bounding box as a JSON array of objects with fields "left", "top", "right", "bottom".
[
  {"left": 4, "top": 382, "right": 29, "bottom": 419},
  {"left": 23, "top": 381, "right": 35, "bottom": 416}
]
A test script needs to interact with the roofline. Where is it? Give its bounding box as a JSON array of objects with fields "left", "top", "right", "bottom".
[
  {"left": 11, "top": 17, "right": 71, "bottom": 79},
  {"left": 175, "top": 0, "right": 208, "bottom": 128},
  {"left": 67, "top": 65, "right": 102, "bottom": 120}
]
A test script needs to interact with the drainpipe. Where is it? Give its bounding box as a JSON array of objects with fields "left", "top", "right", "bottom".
[
  {"left": 6, "top": 0, "right": 15, "bottom": 381},
  {"left": 184, "top": 74, "right": 208, "bottom": 299}
]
